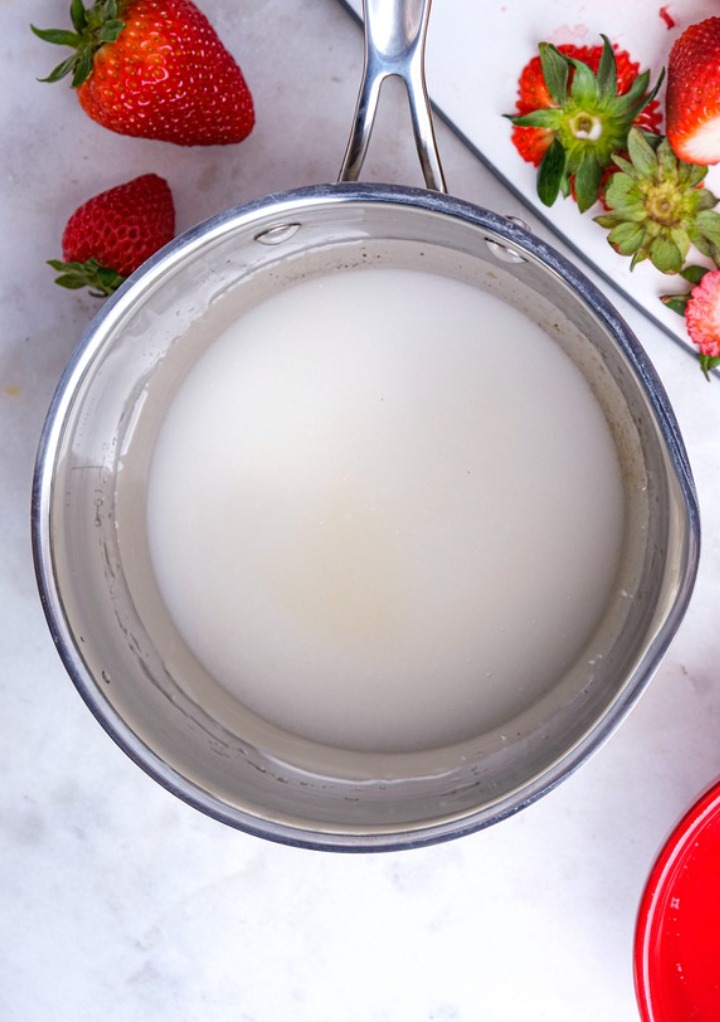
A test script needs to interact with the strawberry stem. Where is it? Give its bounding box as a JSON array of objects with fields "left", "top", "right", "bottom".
[
  {"left": 699, "top": 354, "right": 720, "bottom": 379},
  {"left": 48, "top": 258, "right": 125, "bottom": 297},
  {"left": 32, "top": 1, "right": 125, "bottom": 88}
]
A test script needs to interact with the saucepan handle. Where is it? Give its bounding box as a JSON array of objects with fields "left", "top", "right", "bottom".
[{"left": 338, "top": 0, "right": 447, "bottom": 191}]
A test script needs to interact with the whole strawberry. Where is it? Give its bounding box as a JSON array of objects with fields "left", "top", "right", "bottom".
[
  {"left": 50, "top": 173, "right": 175, "bottom": 296},
  {"left": 666, "top": 17, "right": 720, "bottom": 166},
  {"left": 33, "top": 0, "right": 254, "bottom": 146}
]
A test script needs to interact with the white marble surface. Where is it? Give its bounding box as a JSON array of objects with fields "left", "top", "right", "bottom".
[{"left": 2, "top": 1, "right": 720, "bottom": 1019}]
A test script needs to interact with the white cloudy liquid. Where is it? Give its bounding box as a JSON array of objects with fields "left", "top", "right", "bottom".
[{"left": 146, "top": 267, "right": 625, "bottom": 753}]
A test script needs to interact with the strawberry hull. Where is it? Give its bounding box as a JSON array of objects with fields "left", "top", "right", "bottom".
[{"left": 506, "top": 38, "right": 664, "bottom": 212}]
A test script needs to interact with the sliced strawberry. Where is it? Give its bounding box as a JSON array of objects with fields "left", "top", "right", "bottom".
[
  {"left": 666, "top": 17, "right": 720, "bottom": 166},
  {"left": 511, "top": 123, "right": 554, "bottom": 167},
  {"left": 514, "top": 44, "right": 653, "bottom": 113},
  {"left": 507, "top": 37, "right": 664, "bottom": 211},
  {"left": 50, "top": 173, "right": 175, "bottom": 296},
  {"left": 515, "top": 52, "right": 555, "bottom": 113},
  {"left": 686, "top": 268, "right": 720, "bottom": 359},
  {"left": 514, "top": 46, "right": 661, "bottom": 186}
]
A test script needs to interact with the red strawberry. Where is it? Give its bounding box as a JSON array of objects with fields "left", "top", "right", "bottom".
[
  {"left": 661, "top": 266, "right": 720, "bottom": 376},
  {"left": 50, "top": 173, "right": 175, "bottom": 295},
  {"left": 685, "top": 269, "right": 720, "bottom": 360},
  {"left": 32, "top": 0, "right": 254, "bottom": 147},
  {"left": 666, "top": 17, "right": 720, "bottom": 166},
  {"left": 511, "top": 123, "right": 554, "bottom": 167}
]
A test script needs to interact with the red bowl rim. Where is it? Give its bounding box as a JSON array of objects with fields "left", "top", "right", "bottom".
[{"left": 634, "top": 777, "right": 720, "bottom": 1022}]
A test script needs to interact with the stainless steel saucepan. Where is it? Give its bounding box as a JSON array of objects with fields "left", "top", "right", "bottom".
[{"left": 32, "top": 0, "right": 700, "bottom": 850}]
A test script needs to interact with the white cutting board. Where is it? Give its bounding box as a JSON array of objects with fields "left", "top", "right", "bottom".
[{"left": 339, "top": 0, "right": 720, "bottom": 357}]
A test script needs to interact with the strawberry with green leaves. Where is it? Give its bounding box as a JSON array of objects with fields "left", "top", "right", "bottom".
[
  {"left": 506, "top": 36, "right": 664, "bottom": 211},
  {"left": 32, "top": 0, "right": 255, "bottom": 147},
  {"left": 50, "top": 173, "right": 175, "bottom": 296}
]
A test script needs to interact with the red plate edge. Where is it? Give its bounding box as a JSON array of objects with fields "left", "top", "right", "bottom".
[{"left": 634, "top": 777, "right": 720, "bottom": 1022}]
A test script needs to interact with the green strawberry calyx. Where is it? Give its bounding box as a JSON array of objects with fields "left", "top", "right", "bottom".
[
  {"left": 660, "top": 265, "right": 710, "bottom": 316},
  {"left": 507, "top": 35, "right": 665, "bottom": 212},
  {"left": 697, "top": 353, "right": 720, "bottom": 379},
  {"left": 31, "top": 0, "right": 125, "bottom": 88},
  {"left": 48, "top": 257, "right": 125, "bottom": 297},
  {"left": 595, "top": 129, "right": 720, "bottom": 274}
]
